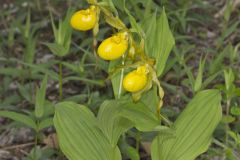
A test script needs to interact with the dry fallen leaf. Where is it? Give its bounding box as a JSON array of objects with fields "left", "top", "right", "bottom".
[
  {"left": 141, "top": 142, "right": 151, "bottom": 155},
  {"left": 43, "top": 133, "right": 58, "bottom": 149}
]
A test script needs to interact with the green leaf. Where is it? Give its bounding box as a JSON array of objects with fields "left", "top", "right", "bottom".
[
  {"left": 230, "top": 106, "right": 240, "bottom": 116},
  {"left": 97, "top": 100, "right": 133, "bottom": 146},
  {"left": 17, "top": 83, "right": 32, "bottom": 103},
  {"left": 201, "top": 71, "right": 221, "bottom": 89},
  {"left": 63, "top": 76, "right": 105, "bottom": 86},
  {"left": 53, "top": 101, "right": 121, "bottom": 160},
  {"left": 108, "top": 60, "right": 124, "bottom": 99},
  {"left": 0, "top": 67, "right": 27, "bottom": 77},
  {"left": 0, "top": 111, "right": 37, "bottom": 130},
  {"left": 151, "top": 89, "right": 222, "bottom": 160},
  {"left": 61, "top": 62, "right": 80, "bottom": 73},
  {"left": 227, "top": 131, "right": 240, "bottom": 145},
  {"left": 35, "top": 75, "right": 48, "bottom": 118},
  {"left": 209, "top": 44, "right": 228, "bottom": 74},
  {"left": 224, "top": 68, "right": 235, "bottom": 91},
  {"left": 7, "top": 23, "right": 15, "bottom": 47},
  {"left": 23, "top": 36, "right": 37, "bottom": 64},
  {"left": 222, "top": 115, "right": 235, "bottom": 123},
  {"left": 194, "top": 56, "right": 206, "bottom": 92},
  {"left": 143, "top": 8, "right": 175, "bottom": 77},
  {"left": 217, "top": 21, "right": 239, "bottom": 46},
  {"left": 98, "top": 100, "right": 159, "bottom": 145},
  {"left": 44, "top": 43, "right": 69, "bottom": 57},
  {"left": 48, "top": 8, "right": 73, "bottom": 57},
  {"left": 99, "top": 5, "right": 126, "bottom": 30},
  {"left": 42, "top": 100, "right": 55, "bottom": 117},
  {"left": 39, "top": 118, "right": 53, "bottom": 130},
  {"left": 144, "top": 0, "right": 153, "bottom": 19},
  {"left": 16, "top": 60, "right": 59, "bottom": 81},
  {"left": 102, "top": 0, "right": 119, "bottom": 16},
  {"left": 141, "top": 86, "right": 159, "bottom": 113},
  {"left": 126, "top": 146, "right": 140, "bottom": 160},
  {"left": 120, "top": 102, "right": 159, "bottom": 131},
  {"left": 24, "top": 10, "right": 31, "bottom": 38},
  {"left": 123, "top": 0, "right": 144, "bottom": 36},
  {"left": 97, "top": 100, "right": 159, "bottom": 146}
]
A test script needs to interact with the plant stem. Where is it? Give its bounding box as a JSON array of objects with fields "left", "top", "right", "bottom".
[
  {"left": 34, "top": 121, "right": 39, "bottom": 160},
  {"left": 59, "top": 62, "right": 63, "bottom": 100},
  {"left": 136, "top": 131, "right": 140, "bottom": 152},
  {"left": 118, "top": 55, "right": 125, "bottom": 99},
  {"left": 36, "top": 0, "right": 41, "bottom": 11},
  {"left": 92, "top": 22, "right": 99, "bottom": 70},
  {"left": 213, "top": 138, "right": 227, "bottom": 149},
  {"left": 34, "top": 135, "right": 38, "bottom": 159},
  {"left": 225, "top": 99, "right": 231, "bottom": 145}
]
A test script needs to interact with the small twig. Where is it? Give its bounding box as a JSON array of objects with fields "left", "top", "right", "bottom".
[
  {"left": 0, "top": 142, "right": 35, "bottom": 150},
  {"left": 19, "top": 149, "right": 29, "bottom": 156}
]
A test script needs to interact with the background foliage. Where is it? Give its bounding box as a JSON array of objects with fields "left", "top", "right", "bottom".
[{"left": 0, "top": 0, "right": 239, "bottom": 159}]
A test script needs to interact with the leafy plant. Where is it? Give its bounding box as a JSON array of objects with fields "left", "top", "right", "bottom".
[
  {"left": 1, "top": 0, "right": 237, "bottom": 159},
  {"left": 54, "top": 90, "right": 222, "bottom": 160},
  {"left": 45, "top": 8, "right": 73, "bottom": 57},
  {"left": 0, "top": 75, "right": 54, "bottom": 159},
  {"left": 151, "top": 90, "right": 222, "bottom": 160},
  {"left": 52, "top": 1, "right": 223, "bottom": 160}
]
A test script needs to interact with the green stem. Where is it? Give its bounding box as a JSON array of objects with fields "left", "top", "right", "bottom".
[
  {"left": 92, "top": 25, "right": 99, "bottom": 70},
  {"left": 59, "top": 62, "right": 63, "bottom": 100},
  {"left": 213, "top": 138, "right": 227, "bottom": 149},
  {"left": 34, "top": 121, "right": 40, "bottom": 160},
  {"left": 36, "top": 0, "right": 41, "bottom": 10},
  {"left": 136, "top": 131, "right": 140, "bottom": 152},
  {"left": 117, "top": 55, "right": 125, "bottom": 99},
  {"left": 225, "top": 99, "right": 231, "bottom": 145}
]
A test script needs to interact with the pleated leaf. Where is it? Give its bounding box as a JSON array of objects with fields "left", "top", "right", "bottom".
[
  {"left": 120, "top": 102, "right": 160, "bottom": 131},
  {"left": 54, "top": 102, "right": 121, "bottom": 160},
  {"left": 35, "top": 74, "right": 48, "bottom": 118},
  {"left": 141, "top": 86, "right": 159, "bottom": 113},
  {"left": 97, "top": 100, "right": 133, "bottom": 146},
  {"left": 143, "top": 8, "right": 175, "bottom": 77},
  {"left": 98, "top": 100, "right": 159, "bottom": 146},
  {"left": 151, "top": 89, "right": 222, "bottom": 160}
]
